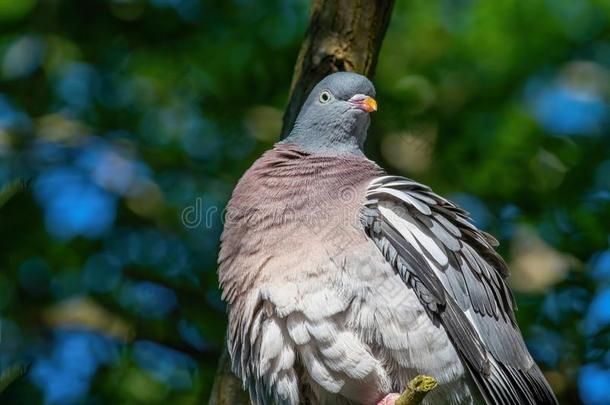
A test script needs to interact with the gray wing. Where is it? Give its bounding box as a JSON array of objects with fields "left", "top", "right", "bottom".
[{"left": 361, "top": 176, "right": 558, "bottom": 405}]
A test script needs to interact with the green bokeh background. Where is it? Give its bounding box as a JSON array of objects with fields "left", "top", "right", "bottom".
[{"left": 1, "top": 0, "right": 610, "bottom": 404}]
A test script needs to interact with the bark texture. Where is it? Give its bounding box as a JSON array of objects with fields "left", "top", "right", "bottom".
[
  {"left": 281, "top": 0, "right": 396, "bottom": 138},
  {"left": 209, "top": 1, "right": 396, "bottom": 403}
]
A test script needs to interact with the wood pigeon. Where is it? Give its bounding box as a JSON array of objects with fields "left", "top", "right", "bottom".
[{"left": 218, "top": 72, "right": 558, "bottom": 405}]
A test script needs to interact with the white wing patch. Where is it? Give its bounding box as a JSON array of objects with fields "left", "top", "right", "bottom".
[
  {"left": 246, "top": 313, "right": 299, "bottom": 405},
  {"left": 258, "top": 317, "right": 285, "bottom": 375},
  {"left": 257, "top": 283, "right": 390, "bottom": 404},
  {"left": 286, "top": 313, "right": 310, "bottom": 345}
]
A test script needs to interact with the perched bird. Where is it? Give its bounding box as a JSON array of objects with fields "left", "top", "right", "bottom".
[{"left": 218, "top": 72, "right": 558, "bottom": 405}]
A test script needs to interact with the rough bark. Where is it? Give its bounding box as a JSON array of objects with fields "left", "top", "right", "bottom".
[
  {"left": 281, "top": 0, "right": 396, "bottom": 138},
  {"left": 209, "top": 1, "right": 396, "bottom": 404}
]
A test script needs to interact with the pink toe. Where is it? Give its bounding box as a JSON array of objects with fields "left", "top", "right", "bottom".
[{"left": 376, "top": 393, "right": 401, "bottom": 405}]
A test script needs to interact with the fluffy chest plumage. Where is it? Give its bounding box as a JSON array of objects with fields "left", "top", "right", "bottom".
[{"left": 219, "top": 145, "right": 384, "bottom": 294}]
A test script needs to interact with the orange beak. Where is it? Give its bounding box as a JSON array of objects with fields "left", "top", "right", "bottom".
[
  {"left": 348, "top": 94, "right": 378, "bottom": 113},
  {"left": 362, "top": 96, "right": 378, "bottom": 112}
]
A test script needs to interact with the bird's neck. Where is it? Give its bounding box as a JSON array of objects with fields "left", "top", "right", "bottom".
[{"left": 282, "top": 118, "right": 368, "bottom": 156}]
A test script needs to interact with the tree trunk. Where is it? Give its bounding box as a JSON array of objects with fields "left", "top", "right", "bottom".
[
  {"left": 209, "top": 1, "right": 395, "bottom": 403},
  {"left": 208, "top": 347, "right": 251, "bottom": 405}
]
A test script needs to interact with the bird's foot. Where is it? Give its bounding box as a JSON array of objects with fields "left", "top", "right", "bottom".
[{"left": 376, "top": 393, "right": 400, "bottom": 405}]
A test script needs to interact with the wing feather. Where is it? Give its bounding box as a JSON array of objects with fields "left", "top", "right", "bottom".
[{"left": 361, "top": 175, "right": 558, "bottom": 405}]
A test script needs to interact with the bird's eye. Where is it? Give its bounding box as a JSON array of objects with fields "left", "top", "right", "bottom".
[{"left": 319, "top": 90, "right": 331, "bottom": 104}]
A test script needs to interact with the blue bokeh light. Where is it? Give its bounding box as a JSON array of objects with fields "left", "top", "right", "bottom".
[
  {"left": 448, "top": 193, "right": 492, "bottom": 229},
  {"left": 30, "top": 330, "right": 119, "bottom": 405},
  {"left": 133, "top": 340, "right": 196, "bottom": 389},
  {"left": 584, "top": 287, "right": 610, "bottom": 334},
  {"left": 119, "top": 281, "right": 177, "bottom": 318},
  {"left": 527, "top": 79, "right": 608, "bottom": 136},
  {"left": 590, "top": 250, "right": 610, "bottom": 283},
  {"left": 0, "top": 94, "right": 31, "bottom": 132},
  {"left": 54, "top": 63, "right": 99, "bottom": 111},
  {"left": 178, "top": 319, "right": 209, "bottom": 351},
  {"left": 34, "top": 167, "right": 117, "bottom": 240},
  {"left": 1, "top": 35, "right": 45, "bottom": 80},
  {"left": 579, "top": 364, "right": 610, "bottom": 405}
]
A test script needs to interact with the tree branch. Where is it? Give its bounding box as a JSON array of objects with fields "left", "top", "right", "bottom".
[
  {"left": 396, "top": 375, "right": 438, "bottom": 405},
  {"left": 208, "top": 347, "right": 251, "bottom": 405}
]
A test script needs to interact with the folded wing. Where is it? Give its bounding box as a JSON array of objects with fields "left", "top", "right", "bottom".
[{"left": 360, "top": 176, "right": 558, "bottom": 405}]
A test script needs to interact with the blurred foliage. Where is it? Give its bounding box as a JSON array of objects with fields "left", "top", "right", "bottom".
[{"left": 0, "top": 0, "right": 609, "bottom": 404}]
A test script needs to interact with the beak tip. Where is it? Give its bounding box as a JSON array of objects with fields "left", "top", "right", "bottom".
[{"left": 364, "top": 96, "right": 378, "bottom": 113}]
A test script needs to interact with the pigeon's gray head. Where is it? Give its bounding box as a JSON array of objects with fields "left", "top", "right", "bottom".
[{"left": 283, "top": 72, "right": 376, "bottom": 155}]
